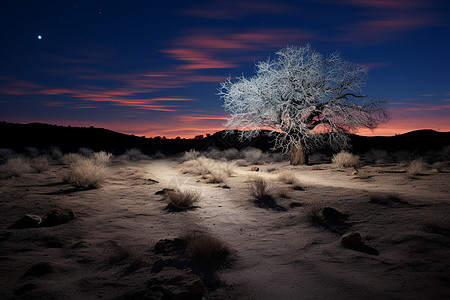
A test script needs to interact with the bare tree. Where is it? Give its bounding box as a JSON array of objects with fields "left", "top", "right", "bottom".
[{"left": 218, "top": 45, "right": 388, "bottom": 165}]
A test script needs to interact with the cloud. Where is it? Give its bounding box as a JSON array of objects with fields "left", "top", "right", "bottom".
[{"left": 163, "top": 28, "right": 314, "bottom": 70}]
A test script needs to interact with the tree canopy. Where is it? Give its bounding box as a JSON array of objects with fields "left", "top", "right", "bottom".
[{"left": 218, "top": 44, "right": 388, "bottom": 164}]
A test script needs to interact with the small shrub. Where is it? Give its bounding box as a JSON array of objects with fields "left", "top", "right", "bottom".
[
  {"left": 61, "top": 153, "right": 85, "bottom": 166},
  {"left": 31, "top": 156, "right": 51, "bottom": 173},
  {"left": 182, "top": 231, "right": 230, "bottom": 263},
  {"left": 278, "top": 171, "right": 297, "bottom": 184},
  {"left": 407, "top": 158, "right": 429, "bottom": 176},
  {"left": 266, "top": 152, "right": 286, "bottom": 163},
  {"left": 203, "top": 148, "right": 223, "bottom": 160},
  {"left": 93, "top": 151, "right": 112, "bottom": 166},
  {"left": 49, "top": 147, "right": 63, "bottom": 159},
  {"left": 0, "top": 156, "right": 32, "bottom": 177},
  {"left": 78, "top": 147, "right": 94, "bottom": 157},
  {"left": 305, "top": 201, "right": 323, "bottom": 224},
  {"left": 242, "top": 147, "right": 264, "bottom": 164},
  {"left": 332, "top": 151, "right": 362, "bottom": 168},
  {"left": 248, "top": 176, "right": 269, "bottom": 199},
  {"left": 62, "top": 158, "right": 107, "bottom": 189},
  {"left": 125, "top": 148, "right": 147, "bottom": 160},
  {"left": 207, "top": 171, "right": 226, "bottom": 183},
  {"left": 223, "top": 148, "right": 240, "bottom": 160},
  {"left": 364, "top": 149, "right": 389, "bottom": 164},
  {"left": 166, "top": 188, "right": 200, "bottom": 211},
  {"left": 180, "top": 149, "right": 199, "bottom": 162},
  {"left": 24, "top": 147, "right": 40, "bottom": 157}
]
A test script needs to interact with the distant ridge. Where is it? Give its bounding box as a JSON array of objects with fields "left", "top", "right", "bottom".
[{"left": 0, "top": 121, "right": 449, "bottom": 155}]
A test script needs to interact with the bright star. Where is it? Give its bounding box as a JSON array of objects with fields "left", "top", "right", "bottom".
[{"left": 37, "top": 35, "right": 42, "bottom": 40}]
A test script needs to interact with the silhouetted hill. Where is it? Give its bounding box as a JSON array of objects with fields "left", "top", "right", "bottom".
[{"left": 0, "top": 121, "right": 449, "bottom": 155}]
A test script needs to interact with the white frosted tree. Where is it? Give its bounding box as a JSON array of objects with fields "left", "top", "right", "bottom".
[{"left": 218, "top": 44, "right": 388, "bottom": 165}]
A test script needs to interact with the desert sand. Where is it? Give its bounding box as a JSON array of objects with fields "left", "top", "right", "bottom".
[{"left": 1, "top": 154, "right": 450, "bottom": 299}]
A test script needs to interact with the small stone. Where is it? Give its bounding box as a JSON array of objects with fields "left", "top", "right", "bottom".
[
  {"left": 22, "top": 262, "right": 54, "bottom": 277},
  {"left": 40, "top": 208, "right": 74, "bottom": 227},
  {"left": 341, "top": 232, "right": 362, "bottom": 247},
  {"left": 151, "top": 259, "right": 165, "bottom": 273},
  {"left": 9, "top": 214, "right": 42, "bottom": 229},
  {"left": 250, "top": 167, "right": 259, "bottom": 172}
]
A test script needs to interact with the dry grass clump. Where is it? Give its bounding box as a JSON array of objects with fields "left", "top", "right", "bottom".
[
  {"left": 406, "top": 158, "right": 429, "bottom": 176},
  {"left": 332, "top": 151, "right": 362, "bottom": 168},
  {"left": 304, "top": 201, "right": 323, "bottom": 224},
  {"left": 61, "top": 153, "right": 85, "bottom": 166},
  {"left": 242, "top": 147, "right": 264, "bottom": 164},
  {"left": 248, "top": 176, "right": 284, "bottom": 210},
  {"left": 223, "top": 148, "right": 240, "bottom": 160},
  {"left": 369, "top": 192, "right": 405, "bottom": 205},
  {"left": 93, "top": 151, "right": 112, "bottom": 166},
  {"left": 78, "top": 147, "right": 94, "bottom": 157},
  {"left": 278, "top": 171, "right": 297, "bottom": 184},
  {"left": 181, "top": 157, "right": 235, "bottom": 182},
  {"left": 30, "top": 156, "right": 51, "bottom": 173},
  {"left": 180, "top": 149, "right": 199, "bottom": 162},
  {"left": 166, "top": 188, "right": 200, "bottom": 211},
  {"left": 0, "top": 156, "right": 32, "bottom": 177},
  {"left": 207, "top": 171, "right": 227, "bottom": 183},
  {"left": 182, "top": 231, "right": 230, "bottom": 263},
  {"left": 125, "top": 148, "right": 148, "bottom": 160},
  {"left": 62, "top": 156, "right": 107, "bottom": 189}
]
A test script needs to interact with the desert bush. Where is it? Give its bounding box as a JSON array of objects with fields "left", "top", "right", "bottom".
[
  {"left": 180, "top": 149, "right": 199, "bottom": 162},
  {"left": 182, "top": 231, "right": 230, "bottom": 263},
  {"left": 278, "top": 171, "right": 297, "bottom": 184},
  {"left": 0, "top": 156, "right": 32, "bottom": 177},
  {"left": 206, "top": 171, "right": 227, "bottom": 183},
  {"left": 223, "top": 148, "right": 240, "bottom": 160},
  {"left": 332, "top": 151, "right": 362, "bottom": 168},
  {"left": 242, "top": 147, "right": 264, "bottom": 164},
  {"left": 24, "top": 147, "right": 40, "bottom": 157},
  {"left": 181, "top": 157, "right": 235, "bottom": 180},
  {"left": 203, "top": 148, "right": 223, "bottom": 160},
  {"left": 248, "top": 176, "right": 269, "bottom": 199},
  {"left": 78, "top": 147, "right": 94, "bottom": 157},
  {"left": 93, "top": 151, "right": 112, "bottom": 166},
  {"left": 267, "top": 152, "right": 286, "bottom": 163},
  {"left": 304, "top": 201, "right": 323, "bottom": 224},
  {"left": 0, "top": 148, "right": 14, "bottom": 163},
  {"left": 61, "top": 153, "right": 85, "bottom": 166},
  {"left": 30, "top": 156, "right": 51, "bottom": 173},
  {"left": 125, "top": 148, "right": 148, "bottom": 160},
  {"left": 62, "top": 158, "right": 107, "bottom": 189},
  {"left": 309, "top": 152, "right": 329, "bottom": 163},
  {"left": 49, "top": 147, "right": 63, "bottom": 159},
  {"left": 407, "top": 158, "right": 429, "bottom": 176},
  {"left": 166, "top": 188, "right": 200, "bottom": 211}
]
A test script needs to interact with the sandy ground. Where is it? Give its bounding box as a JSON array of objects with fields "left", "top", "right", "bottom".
[{"left": 1, "top": 156, "right": 450, "bottom": 299}]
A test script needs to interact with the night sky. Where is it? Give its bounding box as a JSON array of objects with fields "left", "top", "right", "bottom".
[{"left": 1, "top": 0, "right": 449, "bottom": 138}]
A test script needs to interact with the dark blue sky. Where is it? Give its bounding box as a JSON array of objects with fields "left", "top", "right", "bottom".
[{"left": 1, "top": 0, "right": 449, "bottom": 137}]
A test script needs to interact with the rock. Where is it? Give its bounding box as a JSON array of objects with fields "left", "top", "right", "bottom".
[
  {"left": 292, "top": 185, "right": 304, "bottom": 191},
  {"left": 155, "top": 188, "right": 173, "bottom": 195},
  {"left": 341, "top": 232, "right": 362, "bottom": 247},
  {"left": 250, "top": 166, "right": 259, "bottom": 172},
  {"left": 151, "top": 259, "right": 165, "bottom": 273},
  {"left": 40, "top": 208, "right": 74, "bottom": 227},
  {"left": 9, "top": 214, "right": 42, "bottom": 229},
  {"left": 289, "top": 202, "right": 302, "bottom": 208},
  {"left": 15, "top": 283, "right": 38, "bottom": 295},
  {"left": 322, "top": 207, "right": 348, "bottom": 222},
  {"left": 21, "top": 262, "right": 54, "bottom": 277}
]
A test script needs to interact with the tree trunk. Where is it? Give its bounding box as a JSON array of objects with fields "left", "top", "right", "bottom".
[{"left": 290, "top": 141, "right": 308, "bottom": 165}]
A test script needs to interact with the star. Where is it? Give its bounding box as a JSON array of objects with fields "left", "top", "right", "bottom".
[{"left": 37, "top": 35, "right": 42, "bottom": 40}]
